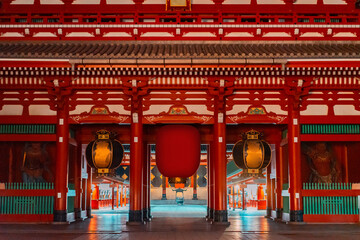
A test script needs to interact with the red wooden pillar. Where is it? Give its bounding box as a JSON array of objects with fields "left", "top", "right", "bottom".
[
  {"left": 86, "top": 165, "right": 93, "bottom": 217},
  {"left": 232, "top": 186, "right": 235, "bottom": 210},
  {"left": 275, "top": 143, "right": 284, "bottom": 219},
  {"left": 207, "top": 143, "right": 214, "bottom": 220},
  {"left": 74, "top": 131, "right": 83, "bottom": 220},
  {"left": 112, "top": 184, "right": 115, "bottom": 210},
  {"left": 142, "top": 143, "right": 151, "bottom": 221},
  {"left": 147, "top": 147, "right": 151, "bottom": 219},
  {"left": 161, "top": 176, "right": 167, "bottom": 200},
  {"left": 54, "top": 98, "right": 69, "bottom": 222},
  {"left": 213, "top": 96, "right": 228, "bottom": 223},
  {"left": 192, "top": 171, "right": 198, "bottom": 200},
  {"left": 242, "top": 187, "right": 246, "bottom": 210},
  {"left": 288, "top": 98, "right": 303, "bottom": 222},
  {"left": 116, "top": 184, "right": 119, "bottom": 208},
  {"left": 266, "top": 167, "right": 272, "bottom": 217},
  {"left": 129, "top": 104, "right": 144, "bottom": 223}
]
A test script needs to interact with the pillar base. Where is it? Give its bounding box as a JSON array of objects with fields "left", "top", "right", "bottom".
[
  {"left": 290, "top": 210, "right": 303, "bottom": 222},
  {"left": 128, "top": 210, "right": 144, "bottom": 224},
  {"left": 266, "top": 207, "right": 272, "bottom": 218},
  {"left": 147, "top": 207, "right": 152, "bottom": 220},
  {"left": 142, "top": 208, "right": 149, "bottom": 222},
  {"left": 213, "top": 210, "right": 228, "bottom": 223},
  {"left": 74, "top": 208, "right": 81, "bottom": 220},
  {"left": 54, "top": 210, "right": 67, "bottom": 222},
  {"left": 275, "top": 208, "right": 283, "bottom": 219},
  {"left": 192, "top": 194, "right": 198, "bottom": 200},
  {"left": 86, "top": 208, "right": 92, "bottom": 218},
  {"left": 207, "top": 208, "right": 214, "bottom": 221},
  {"left": 161, "top": 194, "right": 167, "bottom": 200}
]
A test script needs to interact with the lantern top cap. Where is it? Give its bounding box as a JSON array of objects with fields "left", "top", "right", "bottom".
[
  {"left": 245, "top": 129, "right": 261, "bottom": 140},
  {"left": 96, "top": 129, "right": 110, "bottom": 140}
]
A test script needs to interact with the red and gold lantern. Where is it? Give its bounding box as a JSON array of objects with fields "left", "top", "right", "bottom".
[
  {"left": 86, "top": 130, "right": 124, "bottom": 175},
  {"left": 232, "top": 130, "right": 271, "bottom": 177},
  {"left": 156, "top": 125, "right": 200, "bottom": 185}
]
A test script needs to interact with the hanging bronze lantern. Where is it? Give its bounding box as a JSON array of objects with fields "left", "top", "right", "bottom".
[
  {"left": 232, "top": 130, "right": 271, "bottom": 177},
  {"left": 86, "top": 130, "right": 124, "bottom": 176}
]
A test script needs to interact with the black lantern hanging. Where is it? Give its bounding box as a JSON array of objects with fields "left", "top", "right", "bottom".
[
  {"left": 232, "top": 130, "right": 271, "bottom": 177},
  {"left": 86, "top": 130, "right": 124, "bottom": 175}
]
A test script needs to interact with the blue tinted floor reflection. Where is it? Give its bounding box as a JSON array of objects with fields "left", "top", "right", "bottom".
[{"left": 0, "top": 205, "right": 359, "bottom": 240}]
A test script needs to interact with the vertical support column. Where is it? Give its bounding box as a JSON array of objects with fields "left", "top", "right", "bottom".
[
  {"left": 192, "top": 171, "right": 198, "bottom": 200},
  {"left": 213, "top": 96, "right": 228, "bottom": 223},
  {"left": 161, "top": 176, "right": 167, "bottom": 200},
  {"left": 343, "top": 145, "right": 349, "bottom": 183},
  {"left": 242, "top": 187, "right": 246, "bottom": 210},
  {"left": 112, "top": 184, "right": 115, "bottom": 210},
  {"left": 266, "top": 167, "right": 272, "bottom": 217},
  {"left": 207, "top": 143, "right": 214, "bottom": 220},
  {"left": 288, "top": 98, "right": 303, "bottom": 222},
  {"left": 54, "top": 98, "right": 69, "bottom": 222},
  {"left": 8, "top": 144, "right": 13, "bottom": 183},
  {"left": 116, "top": 185, "right": 119, "bottom": 208},
  {"left": 86, "top": 165, "right": 92, "bottom": 217},
  {"left": 120, "top": 184, "right": 123, "bottom": 207},
  {"left": 74, "top": 132, "right": 82, "bottom": 220},
  {"left": 128, "top": 104, "right": 144, "bottom": 223},
  {"left": 142, "top": 143, "right": 150, "bottom": 221},
  {"left": 232, "top": 186, "right": 235, "bottom": 210},
  {"left": 124, "top": 185, "right": 127, "bottom": 206},
  {"left": 147, "top": 144, "right": 151, "bottom": 219},
  {"left": 275, "top": 143, "right": 284, "bottom": 219}
]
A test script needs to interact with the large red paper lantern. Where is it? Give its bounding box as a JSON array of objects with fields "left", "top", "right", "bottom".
[{"left": 156, "top": 125, "right": 200, "bottom": 179}]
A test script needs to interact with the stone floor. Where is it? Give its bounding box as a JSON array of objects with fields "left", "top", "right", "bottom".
[{"left": 0, "top": 205, "right": 359, "bottom": 240}]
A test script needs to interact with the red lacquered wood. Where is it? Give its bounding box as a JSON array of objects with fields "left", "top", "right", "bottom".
[
  {"left": 0, "top": 189, "right": 55, "bottom": 197},
  {"left": 302, "top": 190, "right": 360, "bottom": 197},
  {"left": 303, "top": 214, "right": 359, "bottom": 223},
  {"left": 0, "top": 214, "right": 54, "bottom": 222}
]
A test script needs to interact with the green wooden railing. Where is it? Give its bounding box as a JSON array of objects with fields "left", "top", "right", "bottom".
[
  {"left": 0, "top": 182, "right": 54, "bottom": 215},
  {"left": 303, "top": 183, "right": 359, "bottom": 215},
  {"left": 301, "top": 124, "right": 360, "bottom": 134},
  {"left": 303, "top": 182, "right": 353, "bottom": 190},
  {"left": 0, "top": 124, "right": 56, "bottom": 134}
]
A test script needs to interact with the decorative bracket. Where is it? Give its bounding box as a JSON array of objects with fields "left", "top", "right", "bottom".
[
  {"left": 123, "top": 78, "right": 149, "bottom": 112},
  {"left": 208, "top": 79, "right": 234, "bottom": 112},
  {"left": 45, "top": 77, "right": 73, "bottom": 111},
  {"left": 284, "top": 77, "right": 312, "bottom": 111}
]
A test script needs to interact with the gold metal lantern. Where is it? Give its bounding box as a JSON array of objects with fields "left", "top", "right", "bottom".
[
  {"left": 86, "top": 130, "right": 124, "bottom": 176},
  {"left": 232, "top": 130, "right": 272, "bottom": 177}
]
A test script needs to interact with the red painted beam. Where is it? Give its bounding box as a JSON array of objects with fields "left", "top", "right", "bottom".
[
  {"left": 0, "top": 134, "right": 56, "bottom": 142},
  {"left": 0, "top": 214, "right": 54, "bottom": 222},
  {"left": 300, "top": 116, "right": 360, "bottom": 124},
  {"left": 303, "top": 214, "right": 359, "bottom": 223},
  {"left": 302, "top": 189, "right": 360, "bottom": 197},
  {"left": 301, "top": 134, "right": 360, "bottom": 142},
  {"left": 0, "top": 189, "right": 55, "bottom": 197},
  {"left": 0, "top": 116, "right": 56, "bottom": 124}
]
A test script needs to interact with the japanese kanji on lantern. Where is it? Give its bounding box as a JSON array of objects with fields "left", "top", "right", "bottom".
[
  {"left": 232, "top": 130, "right": 272, "bottom": 177},
  {"left": 86, "top": 130, "right": 124, "bottom": 176},
  {"left": 156, "top": 125, "right": 200, "bottom": 185}
]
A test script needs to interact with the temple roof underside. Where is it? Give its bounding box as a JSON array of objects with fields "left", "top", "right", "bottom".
[{"left": 1, "top": 41, "right": 360, "bottom": 60}]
